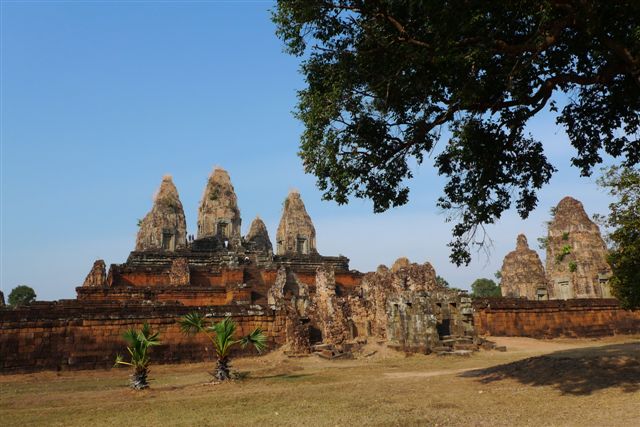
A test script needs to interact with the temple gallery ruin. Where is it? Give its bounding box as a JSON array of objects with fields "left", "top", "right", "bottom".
[{"left": 1, "top": 168, "right": 639, "bottom": 373}]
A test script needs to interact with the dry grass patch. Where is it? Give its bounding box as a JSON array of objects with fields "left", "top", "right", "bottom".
[{"left": 1, "top": 337, "right": 639, "bottom": 426}]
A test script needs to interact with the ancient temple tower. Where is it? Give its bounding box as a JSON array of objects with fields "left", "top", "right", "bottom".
[
  {"left": 197, "top": 167, "right": 242, "bottom": 248},
  {"left": 545, "top": 197, "right": 612, "bottom": 299},
  {"left": 135, "top": 175, "right": 187, "bottom": 251},
  {"left": 500, "top": 234, "right": 549, "bottom": 300},
  {"left": 276, "top": 190, "right": 317, "bottom": 256},
  {"left": 245, "top": 216, "right": 273, "bottom": 253}
]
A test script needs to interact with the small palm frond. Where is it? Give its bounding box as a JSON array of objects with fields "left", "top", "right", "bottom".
[
  {"left": 115, "top": 324, "right": 161, "bottom": 371},
  {"left": 239, "top": 328, "right": 267, "bottom": 353},
  {"left": 179, "top": 312, "right": 207, "bottom": 335},
  {"left": 122, "top": 328, "right": 137, "bottom": 345},
  {"left": 114, "top": 354, "right": 133, "bottom": 367},
  {"left": 211, "top": 317, "right": 237, "bottom": 358},
  {"left": 137, "top": 322, "right": 161, "bottom": 347}
]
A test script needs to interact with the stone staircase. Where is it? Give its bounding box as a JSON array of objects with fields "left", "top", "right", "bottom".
[
  {"left": 311, "top": 342, "right": 364, "bottom": 360},
  {"left": 433, "top": 335, "right": 506, "bottom": 356}
]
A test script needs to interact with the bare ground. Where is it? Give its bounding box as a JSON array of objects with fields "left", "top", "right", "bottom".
[{"left": 1, "top": 336, "right": 639, "bottom": 426}]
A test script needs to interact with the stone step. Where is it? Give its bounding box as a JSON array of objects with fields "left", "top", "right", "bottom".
[
  {"left": 312, "top": 344, "right": 333, "bottom": 352},
  {"left": 481, "top": 341, "right": 496, "bottom": 350},
  {"left": 453, "top": 343, "right": 479, "bottom": 351}
]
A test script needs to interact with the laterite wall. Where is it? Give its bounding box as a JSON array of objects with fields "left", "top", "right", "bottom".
[
  {"left": 0, "top": 301, "right": 284, "bottom": 374},
  {"left": 473, "top": 298, "right": 640, "bottom": 338}
]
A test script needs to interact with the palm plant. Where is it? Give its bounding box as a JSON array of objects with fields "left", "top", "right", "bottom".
[
  {"left": 114, "top": 322, "right": 161, "bottom": 389},
  {"left": 179, "top": 313, "right": 267, "bottom": 381}
]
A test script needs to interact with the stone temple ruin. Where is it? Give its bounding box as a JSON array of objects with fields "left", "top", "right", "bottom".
[
  {"left": 77, "top": 167, "right": 477, "bottom": 357},
  {"left": 4, "top": 173, "right": 639, "bottom": 373},
  {"left": 500, "top": 196, "right": 613, "bottom": 300}
]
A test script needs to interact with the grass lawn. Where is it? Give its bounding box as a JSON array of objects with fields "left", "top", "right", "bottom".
[{"left": 1, "top": 336, "right": 639, "bottom": 426}]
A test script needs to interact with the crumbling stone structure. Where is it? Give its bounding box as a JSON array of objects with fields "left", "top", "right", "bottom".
[
  {"left": 82, "top": 260, "right": 107, "bottom": 287},
  {"left": 135, "top": 175, "right": 187, "bottom": 252},
  {"left": 197, "top": 167, "right": 242, "bottom": 249},
  {"left": 500, "top": 235, "right": 549, "bottom": 300},
  {"left": 2, "top": 168, "right": 487, "bottom": 373},
  {"left": 500, "top": 197, "right": 613, "bottom": 300},
  {"left": 276, "top": 190, "right": 317, "bottom": 256},
  {"left": 244, "top": 216, "right": 273, "bottom": 254},
  {"left": 266, "top": 256, "right": 476, "bottom": 356},
  {"left": 546, "top": 197, "right": 612, "bottom": 299}
]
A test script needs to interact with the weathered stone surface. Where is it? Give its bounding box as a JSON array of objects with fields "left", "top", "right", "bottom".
[
  {"left": 197, "top": 167, "right": 242, "bottom": 248},
  {"left": 500, "top": 235, "right": 548, "bottom": 299},
  {"left": 473, "top": 298, "right": 640, "bottom": 338},
  {"left": 357, "top": 258, "right": 474, "bottom": 348},
  {"left": 169, "top": 258, "right": 190, "bottom": 286},
  {"left": 313, "top": 266, "right": 350, "bottom": 347},
  {"left": 82, "top": 260, "right": 107, "bottom": 287},
  {"left": 245, "top": 216, "right": 273, "bottom": 253},
  {"left": 390, "top": 257, "right": 410, "bottom": 272},
  {"left": 135, "top": 176, "right": 187, "bottom": 252},
  {"left": 386, "top": 292, "right": 440, "bottom": 352},
  {"left": 268, "top": 267, "right": 287, "bottom": 307},
  {"left": 283, "top": 305, "right": 311, "bottom": 354},
  {"left": 276, "top": 191, "right": 317, "bottom": 256},
  {"left": 546, "top": 197, "right": 612, "bottom": 299}
]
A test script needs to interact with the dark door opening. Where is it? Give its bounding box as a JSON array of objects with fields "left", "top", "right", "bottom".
[{"left": 437, "top": 319, "right": 451, "bottom": 338}]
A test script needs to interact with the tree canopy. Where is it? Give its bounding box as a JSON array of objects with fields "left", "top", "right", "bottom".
[
  {"left": 597, "top": 166, "right": 640, "bottom": 309},
  {"left": 471, "top": 278, "right": 502, "bottom": 298},
  {"left": 8, "top": 285, "right": 36, "bottom": 307},
  {"left": 273, "top": 0, "right": 640, "bottom": 265}
]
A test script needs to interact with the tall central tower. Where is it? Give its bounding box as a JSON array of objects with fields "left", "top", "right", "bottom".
[{"left": 197, "top": 167, "right": 242, "bottom": 249}]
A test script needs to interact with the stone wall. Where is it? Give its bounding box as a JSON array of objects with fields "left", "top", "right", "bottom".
[
  {"left": 473, "top": 298, "right": 640, "bottom": 338},
  {"left": 0, "top": 301, "right": 284, "bottom": 374}
]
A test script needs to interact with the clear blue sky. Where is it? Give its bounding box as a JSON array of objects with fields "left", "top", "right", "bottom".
[{"left": 1, "top": 1, "right": 614, "bottom": 300}]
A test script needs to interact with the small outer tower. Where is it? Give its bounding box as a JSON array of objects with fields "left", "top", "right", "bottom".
[
  {"left": 276, "top": 190, "right": 317, "bottom": 256},
  {"left": 245, "top": 216, "right": 273, "bottom": 253},
  {"left": 500, "top": 234, "right": 549, "bottom": 300},
  {"left": 135, "top": 175, "right": 187, "bottom": 251}
]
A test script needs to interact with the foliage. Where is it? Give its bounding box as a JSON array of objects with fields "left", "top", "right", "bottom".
[
  {"left": 562, "top": 232, "right": 570, "bottom": 241},
  {"left": 494, "top": 270, "right": 502, "bottom": 280},
  {"left": 8, "top": 285, "right": 36, "bottom": 307},
  {"left": 114, "top": 323, "right": 161, "bottom": 390},
  {"left": 471, "top": 278, "right": 501, "bottom": 298},
  {"left": 435, "top": 275, "right": 450, "bottom": 288},
  {"left": 555, "top": 244, "right": 572, "bottom": 263},
  {"left": 596, "top": 165, "right": 640, "bottom": 309},
  {"left": 568, "top": 261, "right": 578, "bottom": 272},
  {"left": 273, "top": 1, "right": 640, "bottom": 265},
  {"left": 179, "top": 313, "right": 267, "bottom": 381},
  {"left": 537, "top": 236, "right": 549, "bottom": 251}
]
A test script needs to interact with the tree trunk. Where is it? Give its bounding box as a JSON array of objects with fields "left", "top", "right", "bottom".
[
  {"left": 214, "top": 356, "right": 231, "bottom": 381},
  {"left": 130, "top": 367, "right": 149, "bottom": 389}
]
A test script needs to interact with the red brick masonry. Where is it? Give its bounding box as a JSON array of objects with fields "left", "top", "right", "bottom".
[
  {"left": 0, "top": 301, "right": 284, "bottom": 374},
  {"left": 473, "top": 298, "right": 640, "bottom": 338},
  {"left": 3, "top": 298, "right": 639, "bottom": 374}
]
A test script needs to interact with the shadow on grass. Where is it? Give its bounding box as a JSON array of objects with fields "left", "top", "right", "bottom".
[
  {"left": 460, "top": 342, "right": 640, "bottom": 395},
  {"left": 256, "top": 373, "right": 312, "bottom": 381}
]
